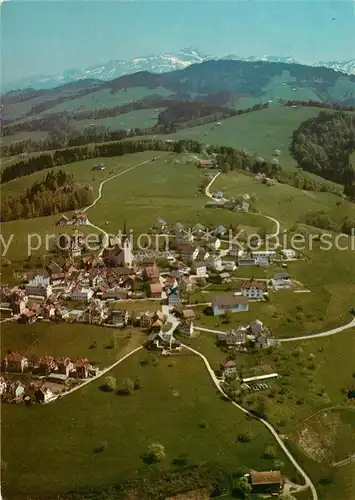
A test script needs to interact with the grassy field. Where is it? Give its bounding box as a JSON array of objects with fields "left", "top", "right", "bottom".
[
  {"left": 295, "top": 408, "right": 355, "bottom": 464},
  {"left": 71, "top": 109, "right": 161, "bottom": 132},
  {"left": 0, "top": 131, "right": 49, "bottom": 146},
  {"left": 191, "top": 234, "right": 355, "bottom": 339},
  {"left": 1, "top": 348, "right": 296, "bottom": 498},
  {"left": 185, "top": 326, "right": 355, "bottom": 428},
  {"left": 213, "top": 171, "right": 354, "bottom": 229},
  {"left": 192, "top": 283, "right": 354, "bottom": 339},
  {"left": 157, "top": 106, "right": 324, "bottom": 167},
  {"left": 180, "top": 326, "right": 355, "bottom": 500},
  {"left": 1, "top": 151, "right": 159, "bottom": 198},
  {"left": 0, "top": 321, "right": 138, "bottom": 368},
  {"left": 85, "top": 153, "right": 273, "bottom": 235},
  {"left": 42, "top": 86, "right": 174, "bottom": 115}
]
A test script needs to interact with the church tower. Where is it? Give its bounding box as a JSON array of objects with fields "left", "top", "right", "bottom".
[{"left": 120, "top": 221, "right": 133, "bottom": 267}]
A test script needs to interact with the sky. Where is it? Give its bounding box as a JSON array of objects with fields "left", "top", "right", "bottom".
[{"left": 1, "top": 0, "right": 354, "bottom": 85}]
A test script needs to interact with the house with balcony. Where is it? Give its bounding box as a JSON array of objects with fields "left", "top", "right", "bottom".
[{"left": 241, "top": 280, "right": 267, "bottom": 299}]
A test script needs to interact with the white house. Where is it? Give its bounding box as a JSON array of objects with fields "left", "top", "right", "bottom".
[
  {"left": 25, "top": 283, "right": 52, "bottom": 299},
  {"left": 251, "top": 250, "right": 276, "bottom": 260},
  {"left": 179, "top": 245, "right": 199, "bottom": 261},
  {"left": 28, "top": 273, "right": 50, "bottom": 286},
  {"left": 241, "top": 280, "right": 266, "bottom": 299},
  {"left": 280, "top": 248, "right": 297, "bottom": 259},
  {"left": 219, "top": 328, "right": 247, "bottom": 346},
  {"left": 206, "top": 255, "right": 223, "bottom": 271},
  {"left": 0, "top": 377, "right": 7, "bottom": 396},
  {"left": 70, "top": 244, "right": 82, "bottom": 258},
  {"left": 175, "top": 233, "right": 195, "bottom": 245},
  {"left": 249, "top": 319, "right": 264, "bottom": 335},
  {"left": 195, "top": 248, "right": 210, "bottom": 261},
  {"left": 178, "top": 321, "right": 194, "bottom": 336},
  {"left": 223, "top": 261, "right": 236, "bottom": 272},
  {"left": 208, "top": 238, "right": 221, "bottom": 251},
  {"left": 70, "top": 288, "right": 94, "bottom": 302},
  {"left": 191, "top": 261, "right": 207, "bottom": 277}
]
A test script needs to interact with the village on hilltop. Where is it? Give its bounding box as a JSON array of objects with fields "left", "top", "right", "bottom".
[{"left": 0, "top": 215, "right": 303, "bottom": 405}]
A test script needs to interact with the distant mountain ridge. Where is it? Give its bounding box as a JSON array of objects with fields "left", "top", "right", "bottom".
[{"left": 3, "top": 47, "right": 355, "bottom": 92}]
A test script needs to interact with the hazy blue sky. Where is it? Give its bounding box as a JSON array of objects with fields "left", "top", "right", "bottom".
[{"left": 1, "top": 0, "right": 354, "bottom": 84}]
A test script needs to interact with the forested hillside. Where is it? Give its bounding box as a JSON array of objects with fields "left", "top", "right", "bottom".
[
  {"left": 290, "top": 111, "right": 355, "bottom": 196},
  {"left": 0, "top": 170, "right": 93, "bottom": 221}
]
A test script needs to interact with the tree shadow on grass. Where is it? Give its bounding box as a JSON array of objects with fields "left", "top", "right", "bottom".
[
  {"left": 98, "top": 384, "right": 114, "bottom": 392},
  {"left": 172, "top": 454, "right": 188, "bottom": 467},
  {"left": 141, "top": 453, "right": 158, "bottom": 465},
  {"left": 116, "top": 389, "right": 131, "bottom": 396}
]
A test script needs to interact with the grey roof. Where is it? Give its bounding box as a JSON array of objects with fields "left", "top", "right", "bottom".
[{"left": 212, "top": 295, "right": 248, "bottom": 307}]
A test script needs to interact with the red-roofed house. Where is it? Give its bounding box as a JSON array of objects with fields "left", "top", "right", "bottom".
[
  {"left": 199, "top": 159, "right": 213, "bottom": 167},
  {"left": 143, "top": 265, "right": 160, "bottom": 282},
  {"left": 241, "top": 280, "right": 267, "bottom": 299},
  {"left": 3, "top": 352, "right": 28, "bottom": 373},
  {"left": 56, "top": 357, "right": 74, "bottom": 377},
  {"left": 75, "top": 358, "right": 91, "bottom": 378},
  {"left": 74, "top": 211, "right": 88, "bottom": 225},
  {"left": 149, "top": 283, "right": 162, "bottom": 299}
]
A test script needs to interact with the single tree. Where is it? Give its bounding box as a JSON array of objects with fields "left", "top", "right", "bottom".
[
  {"left": 147, "top": 443, "right": 166, "bottom": 462},
  {"left": 104, "top": 376, "right": 116, "bottom": 392},
  {"left": 263, "top": 445, "right": 277, "bottom": 460},
  {"left": 121, "top": 378, "right": 134, "bottom": 395}
]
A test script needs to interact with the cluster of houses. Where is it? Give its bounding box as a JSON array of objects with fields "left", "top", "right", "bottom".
[
  {"left": 217, "top": 319, "right": 277, "bottom": 354},
  {"left": 2, "top": 352, "right": 97, "bottom": 379},
  {"left": 0, "top": 216, "right": 297, "bottom": 328},
  {"left": 206, "top": 192, "right": 253, "bottom": 213},
  {"left": 0, "top": 351, "right": 98, "bottom": 404},
  {"left": 56, "top": 211, "right": 89, "bottom": 227}
]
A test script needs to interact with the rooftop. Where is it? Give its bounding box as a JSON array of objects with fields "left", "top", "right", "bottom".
[
  {"left": 241, "top": 280, "right": 266, "bottom": 290},
  {"left": 250, "top": 470, "right": 282, "bottom": 486},
  {"left": 212, "top": 295, "right": 248, "bottom": 307}
]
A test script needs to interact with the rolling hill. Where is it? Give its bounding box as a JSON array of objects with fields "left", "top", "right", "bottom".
[
  {"left": 2, "top": 59, "right": 355, "bottom": 124},
  {"left": 3, "top": 47, "right": 355, "bottom": 92}
]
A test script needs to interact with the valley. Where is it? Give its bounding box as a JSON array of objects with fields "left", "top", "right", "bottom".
[{"left": 1, "top": 55, "right": 355, "bottom": 500}]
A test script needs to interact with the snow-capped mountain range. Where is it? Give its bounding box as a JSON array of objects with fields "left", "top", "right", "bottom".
[{"left": 3, "top": 48, "right": 355, "bottom": 92}]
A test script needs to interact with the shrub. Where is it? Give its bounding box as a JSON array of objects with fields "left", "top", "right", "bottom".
[
  {"left": 263, "top": 445, "right": 277, "bottom": 459},
  {"left": 102, "top": 376, "right": 116, "bottom": 392},
  {"left": 120, "top": 378, "right": 134, "bottom": 395},
  {"left": 237, "top": 431, "right": 252, "bottom": 443},
  {"left": 146, "top": 443, "right": 166, "bottom": 463}
]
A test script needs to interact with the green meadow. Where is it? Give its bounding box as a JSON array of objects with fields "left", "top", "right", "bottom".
[{"left": 1, "top": 349, "right": 296, "bottom": 498}]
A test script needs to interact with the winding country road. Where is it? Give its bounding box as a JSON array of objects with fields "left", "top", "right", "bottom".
[
  {"left": 182, "top": 343, "right": 318, "bottom": 500},
  {"left": 205, "top": 170, "right": 281, "bottom": 239},
  {"left": 194, "top": 317, "right": 355, "bottom": 342},
  {"left": 279, "top": 317, "right": 355, "bottom": 342},
  {"left": 84, "top": 159, "right": 152, "bottom": 253},
  {"left": 48, "top": 346, "right": 143, "bottom": 403}
]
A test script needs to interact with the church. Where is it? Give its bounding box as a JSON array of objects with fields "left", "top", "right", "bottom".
[{"left": 102, "top": 223, "right": 134, "bottom": 268}]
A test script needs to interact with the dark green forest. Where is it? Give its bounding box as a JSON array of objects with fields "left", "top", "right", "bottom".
[
  {"left": 0, "top": 170, "right": 93, "bottom": 222},
  {"left": 290, "top": 111, "right": 355, "bottom": 197}
]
